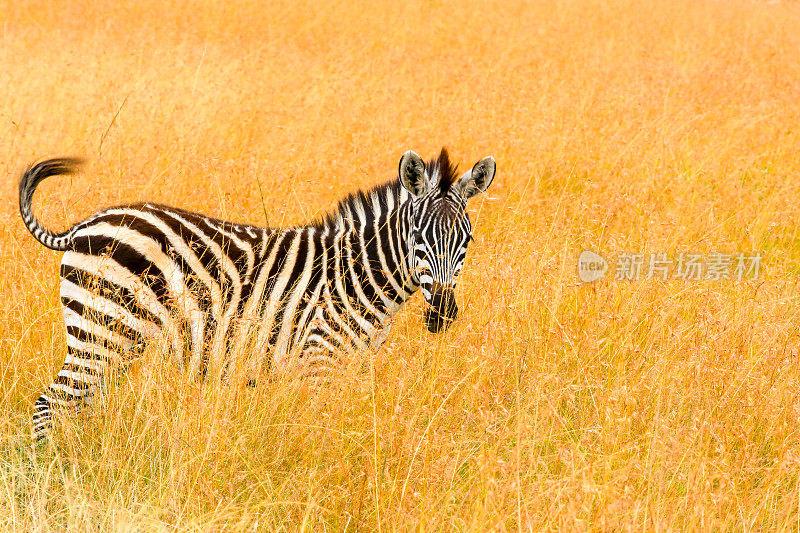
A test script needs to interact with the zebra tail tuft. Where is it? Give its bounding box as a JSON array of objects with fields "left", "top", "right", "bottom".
[{"left": 19, "top": 157, "right": 85, "bottom": 251}]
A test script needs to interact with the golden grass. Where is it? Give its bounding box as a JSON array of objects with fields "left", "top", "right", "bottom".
[{"left": 2, "top": 0, "right": 800, "bottom": 529}]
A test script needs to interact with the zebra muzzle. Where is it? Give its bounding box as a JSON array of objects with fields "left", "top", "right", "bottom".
[{"left": 424, "top": 286, "right": 458, "bottom": 333}]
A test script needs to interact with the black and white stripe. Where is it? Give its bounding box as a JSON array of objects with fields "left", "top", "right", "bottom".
[{"left": 20, "top": 149, "right": 496, "bottom": 440}]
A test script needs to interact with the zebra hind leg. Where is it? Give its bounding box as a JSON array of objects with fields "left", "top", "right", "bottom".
[
  {"left": 32, "top": 343, "right": 118, "bottom": 442},
  {"left": 32, "top": 304, "right": 145, "bottom": 442}
]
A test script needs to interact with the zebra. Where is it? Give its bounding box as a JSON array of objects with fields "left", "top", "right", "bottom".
[{"left": 19, "top": 148, "right": 496, "bottom": 440}]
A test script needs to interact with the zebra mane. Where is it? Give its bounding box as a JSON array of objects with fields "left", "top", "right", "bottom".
[
  {"left": 314, "top": 149, "right": 460, "bottom": 232},
  {"left": 427, "top": 147, "right": 460, "bottom": 195},
  {"left": 314, "top": 179, "right": 407, "bottom": 231}
]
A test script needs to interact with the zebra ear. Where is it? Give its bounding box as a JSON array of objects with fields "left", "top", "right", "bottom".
[
  {"left": 458, "top": 156, "right": 496, "bottom": 200},
  {"left": 399, "top": 151, "right": 431, "bottom": 197}
]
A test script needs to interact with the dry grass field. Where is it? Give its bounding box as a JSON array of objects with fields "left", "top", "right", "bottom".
[{"left": 2, "top": 0, "right": 800, "bottom": 530}]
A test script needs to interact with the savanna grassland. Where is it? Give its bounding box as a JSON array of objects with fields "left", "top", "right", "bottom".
[{"left": 2, "top": 0, "right": 800, "bottom": 530}]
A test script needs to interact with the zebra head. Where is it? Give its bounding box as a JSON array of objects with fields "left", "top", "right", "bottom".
[{"left": 399, "top": 148, "right": 496, "bottom": 333}]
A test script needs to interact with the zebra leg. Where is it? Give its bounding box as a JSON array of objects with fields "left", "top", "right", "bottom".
[
  {"left": 369, "top": 319, "right": 392, "bottom": 352},
  {"left": 296, "top": 326, "right": 355, "bottom": 380},
  {"left": 32, "top": 334, "right": 142, "bottom": 441},
  {"left": 32, "top": 347, "right": 108, "bottom": 440},
  {"left": 32, "top": 288, "right": 147, "bottom": 441},
  {"left": 32, "top": 344, "right": 111, "bottom": 440}
]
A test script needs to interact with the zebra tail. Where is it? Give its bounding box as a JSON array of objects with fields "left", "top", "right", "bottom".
[{"left": 19, "top": 157, "right": 85, "bottom": 251}]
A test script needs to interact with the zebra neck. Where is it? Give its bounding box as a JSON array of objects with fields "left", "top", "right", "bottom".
[
  {"left": 340, "top": 199, "right": 418, "bottom": 320},
  {"left": 393, "top": 199, "right": 418, "bottom": 294}
]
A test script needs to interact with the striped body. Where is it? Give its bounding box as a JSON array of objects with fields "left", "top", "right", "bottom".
[{"left": 21, "top": 149, "right": 496, "bottom": 440}]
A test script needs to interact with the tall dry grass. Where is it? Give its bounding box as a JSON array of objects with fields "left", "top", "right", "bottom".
[{"left": 2, "top": 0, "right": 800, "bottom": 529}]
